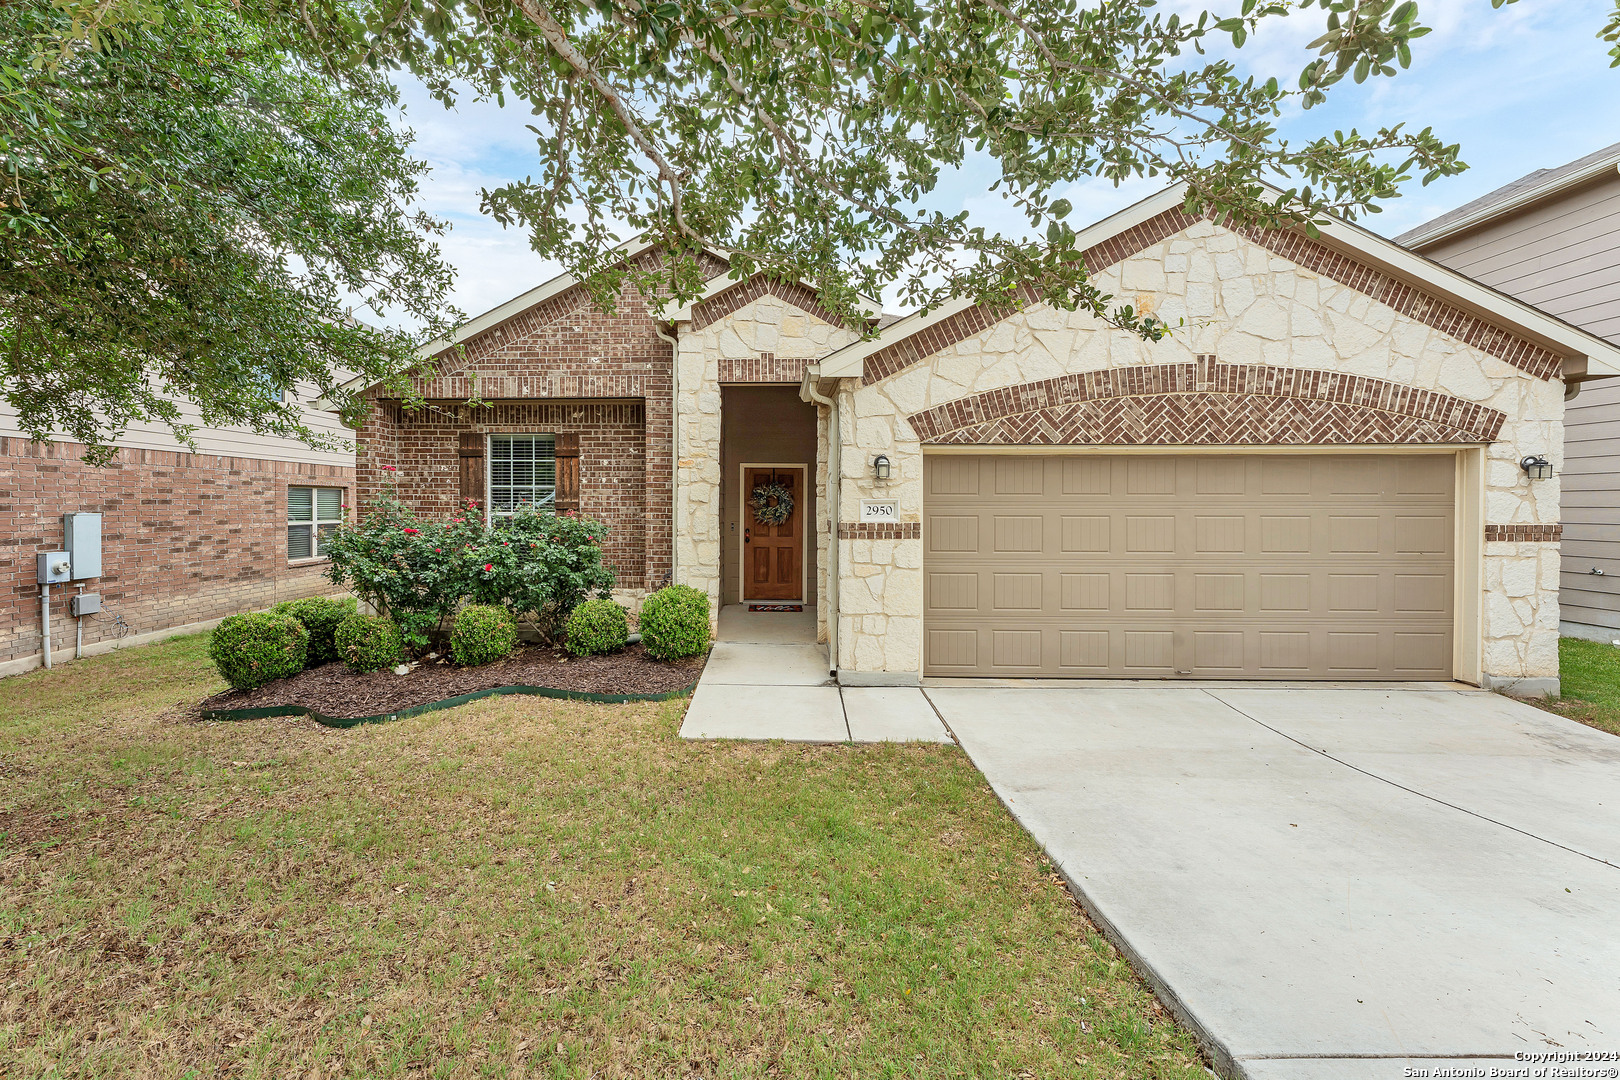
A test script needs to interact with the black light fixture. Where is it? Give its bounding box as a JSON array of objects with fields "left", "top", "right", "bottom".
[
  {"left": 873, "top": 454, "right": 892, "bottom": 481},
  {"left": 1520, "top": 455, "right": 1554, "bottom": 481}
]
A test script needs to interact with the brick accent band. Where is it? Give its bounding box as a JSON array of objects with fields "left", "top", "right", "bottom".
[
  {"left": 861, "top": 207, "right": 1567, "bottom": 387},
  {"left": 718, "top": 353, "right": 813, "bottom": 385},
  {"left": 1485, "top": 524, "right": 1562, "bottom": 542},
  {"left": 690, "top": 275, "right": 849, "bottom": 331},
  {"left": 906, "top": 357, "right": 1506, "bottom": 446},
  {"left": 838, "top": 521, "right": 922, "bottom": 540}
]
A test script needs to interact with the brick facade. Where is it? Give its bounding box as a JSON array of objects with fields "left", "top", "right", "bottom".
[
  {"left": 364, "top": 401, "right": 649, "bottom": 586},
  {"left": 689, "top": 276, "right": 849, "bottom": 331},
  {"left": 0, "top": 437, "right": 352, "bottom": 668},
  {"left": 359, "top": 250, "right": 730, "bottom": 591},
  {"left": 905, "top": 357, "right": 1507, "bottom": 446}
]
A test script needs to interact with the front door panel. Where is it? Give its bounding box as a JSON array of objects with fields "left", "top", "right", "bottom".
[{"left": 743, "top": 466, "right": 803, "bottom": 601}]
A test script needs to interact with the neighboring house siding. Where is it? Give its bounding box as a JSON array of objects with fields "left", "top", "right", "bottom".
[
  {"left": 1418, "top": 173, "right": 1620, "bottom": 341},
  {"left": 0, "top": 385, "right": 356, "bottom": 468},
  {"left": 0, "top": 437, "right": 352, "bottom": 672},
  {"left": 1560, "top": 376, "right": 1620, "bottom": 629},
  {"left": 1413, "top": 170, "right": 1620, "bottom": 634}
]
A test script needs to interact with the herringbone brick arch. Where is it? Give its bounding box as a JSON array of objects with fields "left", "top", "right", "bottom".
[{"left": 905, "top": 357, "right": 1507, "bottom": 446}]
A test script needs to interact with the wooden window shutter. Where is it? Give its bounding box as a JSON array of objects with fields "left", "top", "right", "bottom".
[
  {"left": 458, "top": 432, "right": 484, "bottom": 505},
  {"left": 554, "top": 433, "right": 581, "bottom": 513}
]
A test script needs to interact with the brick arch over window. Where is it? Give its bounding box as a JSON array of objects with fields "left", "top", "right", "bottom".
[{"left": 905, "top": 356, "right": 1506, "bottom": 445}]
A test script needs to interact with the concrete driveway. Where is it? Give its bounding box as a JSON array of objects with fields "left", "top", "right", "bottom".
[{"left": 927, "top": 685, "right": 1620, "bottom": 1079}]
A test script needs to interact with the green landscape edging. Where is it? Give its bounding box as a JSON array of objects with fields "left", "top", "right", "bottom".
[{"left": 200, "top": 679, "right": 699, "bottom": 729}]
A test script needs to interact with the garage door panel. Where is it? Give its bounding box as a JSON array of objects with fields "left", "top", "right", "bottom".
[
  {"left": 1062, "top": 457, "right": 1111, "bottom": 495},
  {"left": 923, "top": 453, "right": 1454, "bottom": 679}
]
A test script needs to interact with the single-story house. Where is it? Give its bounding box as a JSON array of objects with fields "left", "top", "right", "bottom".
[
  {"left": 1398, "top": 142, "right": 1620, "bottom": 642},
  {"left": 350, "top": 183, "right": 1620, "bottom": 695}
]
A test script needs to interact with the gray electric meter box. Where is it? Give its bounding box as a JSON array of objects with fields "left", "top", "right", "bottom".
[{"left": 63, "top": 513, "right": 102, "bottom": 579}]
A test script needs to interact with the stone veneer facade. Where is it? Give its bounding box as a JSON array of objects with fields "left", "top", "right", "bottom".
[
  {"left": 672, "top": 288, "right": 862, "bottom": 619},
  {"left": 825, "top": 216, "right": 1563, "bottom": 686}
]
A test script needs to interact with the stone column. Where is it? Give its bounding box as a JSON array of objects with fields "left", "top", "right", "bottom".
[{"left": 673, "top": 332, "right": 724, "bottom": 622}]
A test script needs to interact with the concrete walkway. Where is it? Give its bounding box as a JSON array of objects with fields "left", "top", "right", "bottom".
[
  {"left": 930, "top": 684, "right": 1620, "bottom": 1079},
  {"left": 677, "top": 607, "right": 950, "bottom": 744}
]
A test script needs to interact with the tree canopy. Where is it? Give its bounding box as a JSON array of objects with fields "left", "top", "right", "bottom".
[
  {"left": 293, "top": 0, "right": 1469, "bottom": 325},
  {"left": 8, "top": 0, "right": 1617, "bottom": 455},
  {"left": 0, "top": 0, "right": 453, "bottom": 461}
]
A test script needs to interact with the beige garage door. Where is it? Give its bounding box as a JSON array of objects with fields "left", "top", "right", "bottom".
[{"left": 923, "top": 454, "right": 1455, "bottom": 679}]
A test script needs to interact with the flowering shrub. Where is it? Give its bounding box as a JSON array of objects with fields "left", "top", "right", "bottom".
[
  {"left": 467, "top": 508, "right": 615, "bottom": 638},
  {"left": 323, "top": 492, "right": 615, "bottom": 649}
]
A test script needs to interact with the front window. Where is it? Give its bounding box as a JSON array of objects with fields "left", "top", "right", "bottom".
[
  {"left": 288, "top": 486, "right": 343, "bottom": 559},
  {"left": 488, "top": 434, "right": 556, "bottom": 516}
]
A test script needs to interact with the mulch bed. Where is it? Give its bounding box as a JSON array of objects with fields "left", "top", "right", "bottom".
[{"left": 202, "top": 643, "right": 705, "bottom": 720}]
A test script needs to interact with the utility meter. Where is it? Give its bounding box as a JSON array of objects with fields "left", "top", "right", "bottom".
[{"left": 37, "top": 552, "right": 72, "bottom": 584}]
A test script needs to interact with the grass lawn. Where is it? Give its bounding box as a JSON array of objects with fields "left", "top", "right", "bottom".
[
  {"left": 1535, "top": 637, "right": 1620, "bottom": 737},
  {"left": 0, "top": 634, "right": 1204, "bottom": 1079}
]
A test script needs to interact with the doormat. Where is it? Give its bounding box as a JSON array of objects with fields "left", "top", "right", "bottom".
[{"left": 747, "top": 603, "right": 804, "bottom": 612}]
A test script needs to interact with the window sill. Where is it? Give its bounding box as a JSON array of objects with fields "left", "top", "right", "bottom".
[{"left": 287, "top": 556, "right": 331, "bottom": 568}]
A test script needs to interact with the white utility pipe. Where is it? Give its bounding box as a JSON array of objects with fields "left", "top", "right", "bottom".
[
  {"left": 40, "top": 585, "right": 52, "bottom": 669},
  {"left": 801, "top": 366, "right": 839, "bottom": 677},
  {"left": 655, "top": 319, "right": 681, "bottom": 587}
]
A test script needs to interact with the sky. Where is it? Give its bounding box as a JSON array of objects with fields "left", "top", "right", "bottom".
[{"left": 387, "top": 0, "right": 1620, "bottom": 321}]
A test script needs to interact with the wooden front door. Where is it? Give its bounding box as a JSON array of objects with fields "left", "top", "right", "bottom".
[{"left": 743, "top": 466, "right": 804, "bottom": 601}]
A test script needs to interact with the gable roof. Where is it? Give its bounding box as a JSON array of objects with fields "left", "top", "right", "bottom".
[
  {"left": 1397, "top": 143, "right": 1620, "bottom": 250},
  {"left": 322, "top": 239, "right": 883, "bottom": 407},
  {"left": 816, "top": 182, "right": 1620, "bottom": 383}
]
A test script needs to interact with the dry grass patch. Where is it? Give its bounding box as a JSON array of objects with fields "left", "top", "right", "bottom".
[{"left": 0, "top": 633, "right": 1205, "bottom": 1079}]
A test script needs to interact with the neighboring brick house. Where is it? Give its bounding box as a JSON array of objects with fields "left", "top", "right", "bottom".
[
  {"left": 354, "top": 184, "right": 1620, "bottom": 695},
  {"left": 0, "top": 387, "right": 354, "bottom": 676}
]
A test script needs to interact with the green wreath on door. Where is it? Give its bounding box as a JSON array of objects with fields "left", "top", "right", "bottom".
[{"left": 749, "top": 481, "right": 795, "bottom": 526}]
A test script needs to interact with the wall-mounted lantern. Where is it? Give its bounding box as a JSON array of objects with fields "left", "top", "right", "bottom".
[
  {"left": 1520, "top": 455, "right": 1554, "bottom": 481},
  {"left": 873, "top": 454, "right": 892, "bottom": 482}
]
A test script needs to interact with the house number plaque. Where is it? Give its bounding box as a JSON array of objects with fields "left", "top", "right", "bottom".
[{"left": 859, "top": 501, "right": 899, "bottom": 523}]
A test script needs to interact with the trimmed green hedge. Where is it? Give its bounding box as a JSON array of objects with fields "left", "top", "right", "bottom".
[
  {"left": 209, "top": 613, "right": 308, "bottom": 690},
  {"left": 334, "top": 613, "right": 403, "bottom": 673},
  {"left": 271, "top": 596, "right": 355, "bottom": 665},
  {"left": 451, "top": 604, "right": 517, "bottom": 667},
  {"left": 639, "top": 585, "right": 710, "bottom": 660},
  {"left": 565, "top": 599, "right": 629, "bottom": 657}
]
